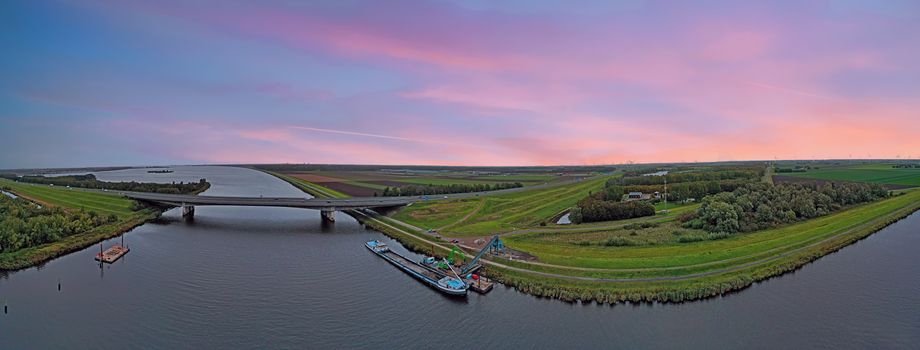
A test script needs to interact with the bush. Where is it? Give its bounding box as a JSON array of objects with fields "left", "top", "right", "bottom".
[
  {"left": 624, "top": 222, "right": 660, "bottom": 230},
  {"left": 603, "top": 237, "right": 635, "bottom": 246},
  {"left": 678, "top": 235, "right": 705, "bottom": 243}
]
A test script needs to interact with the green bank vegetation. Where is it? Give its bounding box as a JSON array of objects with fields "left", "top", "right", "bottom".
[
  {"left": 266, "top": 165, "right": 920, "bottom": 304},
  {"left": 0, "top": 179, "right": 159, "bottom": 270}
]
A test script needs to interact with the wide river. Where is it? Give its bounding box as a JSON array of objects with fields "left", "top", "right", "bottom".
[{"left": 1, "top": 166, "right": 918, "bottom": 349}]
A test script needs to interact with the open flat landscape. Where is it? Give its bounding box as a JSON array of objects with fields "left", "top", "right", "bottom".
[
  {"left": 5, "top": 1, "right": 920, "bottom": 347},
  {"left": 270, "top": 161, "right": 920, "bottom": 302},
  {"left": 774, "top": 163, "right": 920, "bottom": 188},
  {"left": 256, "top": 165, "right": 592, "bottom": 197}
]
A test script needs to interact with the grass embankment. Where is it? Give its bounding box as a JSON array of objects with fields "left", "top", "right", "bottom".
[
  {"left": 393, "top": 176, "right": 609, "bottom": 236},
  {"left": 486, "top": 189, "right": 920, "bottom": 302},
  {"left": 269, "top": 169, "right": 920, "bottom": 304},
  {"left": 783, "top": 163, "right": 920, "bottom": 187},
  {"left": 0, "top": 179, "right": 159, "bottom": 270}
]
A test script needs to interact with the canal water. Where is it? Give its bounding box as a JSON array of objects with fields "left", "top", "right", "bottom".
[{"left": 1, "top": 166, "right": 918, "bottom": 349}]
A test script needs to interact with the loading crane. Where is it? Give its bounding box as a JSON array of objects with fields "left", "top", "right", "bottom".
[{"left": 460, "top": 235, "right": 504, "bottom": 275}]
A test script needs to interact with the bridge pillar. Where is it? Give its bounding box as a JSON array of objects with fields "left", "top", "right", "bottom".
[
  {"left": 320, "top": 208, "right": 335, "bottom": 223},
  {"left": 181, "top": 204, "right": 195, "bottom": 219}
]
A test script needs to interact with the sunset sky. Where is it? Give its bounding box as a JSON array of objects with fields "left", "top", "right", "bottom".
[{"left": 2, "top": 0, "right": 919, "bottom": 168}]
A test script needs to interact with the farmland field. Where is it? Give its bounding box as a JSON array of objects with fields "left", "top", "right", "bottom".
[
  {"left": 1, "top": 179, "right": 136, "bottom": 216},
  {"left": 776, "top": 163, "right": 920, "bottom": 188},
  {"left": 274, "top": 169, "right": 577, "bottom": 197}
]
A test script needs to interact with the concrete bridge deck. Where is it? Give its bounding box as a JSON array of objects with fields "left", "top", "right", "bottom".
[
  {"left": 124, "top": 192, "right": 415, "bottom": 222},
  {"left": 124, "top": 192, "right": 414, "bottom": 209}
]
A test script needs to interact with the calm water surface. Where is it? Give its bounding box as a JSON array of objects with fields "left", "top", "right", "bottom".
[{"left": 1, "top": 166, "right": 918, "bottom": 349}]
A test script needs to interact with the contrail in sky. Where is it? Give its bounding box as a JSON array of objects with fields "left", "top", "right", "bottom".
[{"left": 287, "top": 125, "right": 431, "bottom": 143}]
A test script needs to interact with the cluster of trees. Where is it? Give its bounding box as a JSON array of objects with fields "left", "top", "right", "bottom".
[
  {"left": 380, "top": 182, "right": 523, "bottom": 196},
  {"left": 569, "top": 197, "right": 655, "bottom": 224},
  {"left": 615, "top": 167, "right": 763, "bottom": 186},
  {"left": 0, "top": 174, "right": 210, "bottom": 194},
  {"left": 680, "top": 182, "right": 889, "bottom": 234},
  {"left": 0, "top": 196, "right": 118, "bottom": 253},
  {"left": 893, "top": 164, "right": 920, "bottom": 169},
  {"left": 604, "top": 180, "right": 752, "bottom": 203}
]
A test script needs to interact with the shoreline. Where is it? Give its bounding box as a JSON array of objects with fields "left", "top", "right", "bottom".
[
  {"left": 359, "top": 199, "right": 920, "bottom": 304},
  {"left": 0, "top": 209, "right": 161, "bottom": 271},
  {"left": 0, "top": 181, "right": 211, "bottom": 271},
  {"left": 273, "top": 170, "right": 920, "bottom": 304}
]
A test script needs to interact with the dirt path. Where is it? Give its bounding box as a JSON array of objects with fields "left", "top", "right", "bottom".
[{"left": 437, "top": 199, "right": 485, "bottom": 232}]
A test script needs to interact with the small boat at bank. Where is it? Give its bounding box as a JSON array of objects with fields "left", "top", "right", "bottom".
[{"left": 365, "top": 240, "right": 467, "bottom": 296}]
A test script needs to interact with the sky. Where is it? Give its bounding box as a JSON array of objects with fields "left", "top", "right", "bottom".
[{"left": 1, "top": 0, "right": 919, "bottom": 168}]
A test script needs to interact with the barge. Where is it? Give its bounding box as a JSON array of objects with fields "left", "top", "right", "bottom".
[{"left": 365, "top": 240, "right": 467, "bottom": 296}]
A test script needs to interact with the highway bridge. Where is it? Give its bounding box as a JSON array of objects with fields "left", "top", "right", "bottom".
[
  {"left": 124, "top": 192, "right": 415, "bottom": 222},
  {"left": 96, "top": 175, "right": 594, "bottom": 222}
]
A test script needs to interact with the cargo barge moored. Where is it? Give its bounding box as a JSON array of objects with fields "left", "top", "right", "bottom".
[{"left": 365, "top": 240, "right": 468, "bottom": 296}]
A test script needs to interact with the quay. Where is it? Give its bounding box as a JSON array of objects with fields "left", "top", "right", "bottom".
[{"left": 466, "top": 276, "right": 494, "bottom": 294}]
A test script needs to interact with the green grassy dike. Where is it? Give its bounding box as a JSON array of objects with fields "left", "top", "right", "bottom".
[
  {"left": 0, "top": 179, "right": 171, "bottom": 270},
  {"left": 485, "top": 191, "right": 920, "bottom": 303},
  {"left": 267, "top": 171, "right": 920, "bottom": 304}
]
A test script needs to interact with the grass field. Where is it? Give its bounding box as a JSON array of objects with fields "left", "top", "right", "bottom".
[
  {"left": 275, "top": 169, "right": 572, "bottom": 197},
  {"left": 1, "top": 179, "right": 136, "bottom": 216},
  {"left": 266, "top": 167, "right": 920, "bottom": 303},
  {"left": 502, "top": 189, "right": 920, "bottom": 277},
  {"left": 0, "top": 178, "right": 159, "bottom": 270},
  {"left": 779, "top": 163, "right": 920, "bottom": 187},
  {"left": 393, "top": 176, "right": 609, "bottom": 236}
]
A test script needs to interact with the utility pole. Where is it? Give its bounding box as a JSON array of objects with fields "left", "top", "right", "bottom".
[{"left": 663, "top": 175, "right": 668, "bottom": 214}]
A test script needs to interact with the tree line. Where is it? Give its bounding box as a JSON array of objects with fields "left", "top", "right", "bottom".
[
  {"left": 569, "top": 198, "right": 655, "bottom": 224},
  {"left": 604, "top": 179, "right": 753, "bottom": 202},
  {"left": 615, "top": 167, "right": 763, "bottom": 186},
  {"left": 0, "top": 195, "right": 119, "bottom": 253},
  {"left": 680, "top": 182, "right": 889, "bottom": 234},
  {"left": 380, "top": 182, "right": 523, "bottom": 196},
  {"left": 0, "top": 174, "right": 210, "bottom": 194}
]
